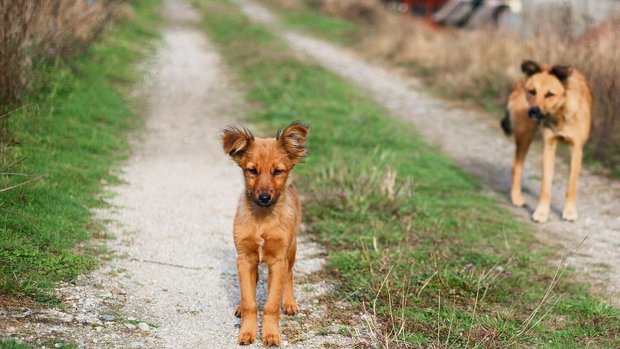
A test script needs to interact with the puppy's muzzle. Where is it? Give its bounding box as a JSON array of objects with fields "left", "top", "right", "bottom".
[{"left": 257, "top": 193, "right": 272, "bottom": 207}]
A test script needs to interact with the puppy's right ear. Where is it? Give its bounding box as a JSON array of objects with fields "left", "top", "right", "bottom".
[
  {"left": 521, "top": 60, "right": 542, "bottom": 77},
  {"left": 222, "top": 127, "right": 254, "bottom": 161}
]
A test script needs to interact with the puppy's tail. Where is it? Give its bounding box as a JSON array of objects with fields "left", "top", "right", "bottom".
[{"left": 500, "top": 109, "right": 512, "bottom": 136}]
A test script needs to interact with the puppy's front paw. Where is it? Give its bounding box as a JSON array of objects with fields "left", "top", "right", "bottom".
[
  {"left": 238, "top": 330, "right": 256, "bottom": 345},
  {"left": 532, "top": 207, "right": 549, "bottom": 223},
  {"left": 282, "top": 301, "right": 298, "bottom": 316},
  {"left": 562, "top": 206, "right": 578, "bottom": 222},
  {"left": 262, "top": 332, "right": 281, "bottom": 347}
]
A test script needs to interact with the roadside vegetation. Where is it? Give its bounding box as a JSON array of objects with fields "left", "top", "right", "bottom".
[
  {"left": 198, "top": 0, "right": 619, "bottom": 347},
  {"left": 261, "top": 0, "right": 620, "bottom": 178},
  {"left": 0, "top": 0, "right": 161, "bottom": 303}
]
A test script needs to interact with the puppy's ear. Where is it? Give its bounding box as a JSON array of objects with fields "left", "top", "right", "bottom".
[
  {"left": 521, "top": 60, "right": 542, "bottom": 77},
  {"left": 222, "top": 127, "right": 254, "bottom": 161},
  {"left": 550, "top": 64, "right": 572, "bottom": 82},
  {"left": 277, "top": 121, "right": 309, "bottom": 163}
]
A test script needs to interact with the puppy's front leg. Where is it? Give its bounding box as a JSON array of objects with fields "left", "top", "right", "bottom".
[
  {"left": 533, "top": 132, "right": 557, "bottom": 223},
  {"left": 237, "top": 256, "right": 259, "bottom": 345},
  {"left": 262, "top": 258, "right": 287, "bottom": 346}
]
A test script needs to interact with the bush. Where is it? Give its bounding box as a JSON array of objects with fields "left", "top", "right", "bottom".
[{"left": 0, "top": 0, "right": 131, "bottom": 141}]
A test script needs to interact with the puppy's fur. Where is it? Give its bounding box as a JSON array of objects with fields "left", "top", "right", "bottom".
[
  {"left": 502, "top": 60, "right": 592, "bottom": 222},
  {"left": 222, "top": 122, "right": 309, "bottom": 346}
]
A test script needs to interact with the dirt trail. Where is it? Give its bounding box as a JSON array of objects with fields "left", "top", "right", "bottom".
[
  {"left": 237, "top": 1, "right": 620, "bottom": 305},
  {"left": 2, "top": 0, "right": 358, "bottom": 347}
]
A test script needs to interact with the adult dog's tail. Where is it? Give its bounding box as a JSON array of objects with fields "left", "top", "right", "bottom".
[{"left": 500, "top": 109, "right": 512, "bottom": 136}]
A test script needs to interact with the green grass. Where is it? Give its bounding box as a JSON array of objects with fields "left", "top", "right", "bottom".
[
  {"left": 0, "top": 341, "right": 30, "bottom": 349},
  {"left": 281, "top": 10, "right": 357, "bottom": 45},
  {"left": 197, "top": 0, "right": 620, "bottom": 347},
  {"left": 0, "top": 0, "right": 161, "bottom": 301},
  {"left": 0, "top": 339, "right": 76, "bottom": 349}
]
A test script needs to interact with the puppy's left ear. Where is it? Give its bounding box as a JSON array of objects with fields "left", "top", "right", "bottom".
[
  {"left": 222, "top": 127, "right": 254, "bottom": 163},
  {"left": 550, "top": 64, "right": 573, "bottom": 82},
  {"left": 277, "top": 121, "right": 309, "bottom": 163}
]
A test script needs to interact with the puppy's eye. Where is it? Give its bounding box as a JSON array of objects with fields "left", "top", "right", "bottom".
[
  {"left": 247, "top": 168, "right": 258, "bottom": 175},
  {"left": 273, "top": 169, "right": 284, "bottom": 176},
  {"left": 545, "top": 91, "right": 555, "bottom": 98},
  {"left": 528, "top": 89, "right": 537, "bottom": 96}
]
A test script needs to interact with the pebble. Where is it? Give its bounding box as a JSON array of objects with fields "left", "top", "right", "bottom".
[
  {"left": 138, "top": 322, "right": 150, "bottom": 331},
  {"left": 100, "top": 314, "right": 116, "bottom": 322},
  {"left": 125, "top": 323, "right": 137, "bottom": 330}
]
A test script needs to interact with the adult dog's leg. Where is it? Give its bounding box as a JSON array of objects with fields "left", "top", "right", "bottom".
[
  {"left": 282, "top": 240, "right": 298, "bottom": 315},
  {"left": 262, "top": 258, "right": 287, "bottom": 346},
  {"left": 533, "top": 131, "right": 557, "bottom": 223},
  {"left": 237, "top": 257, "right": 259, "bottom": 345},
  {"left": 562, "top": 143, "right": 583, "bottom": 221},
  {"left": 511, "top": 119, "right": 537, "bottom": 207}
]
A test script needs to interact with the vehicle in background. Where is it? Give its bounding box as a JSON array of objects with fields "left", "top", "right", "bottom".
[
  {"left": 432, "top": 0, "right": 521, "bottom": 28},
  {"left": 384, "top": 0, "right": 619, "bottom": 36}
]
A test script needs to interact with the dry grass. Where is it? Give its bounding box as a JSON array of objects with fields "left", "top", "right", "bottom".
[
  {"left": 280, "top": 0, "right": 620, "bottom": 174},
  {"left": 0, "top": 0, "right": 132, "bottom": 141}
]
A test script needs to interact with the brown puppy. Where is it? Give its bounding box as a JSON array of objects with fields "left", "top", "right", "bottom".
[
  {"left": 502, "top": 60, "right": 593, "bottom": 223},
  {"left": 222, "top": 122, "right": 309, "bottom": 346}
]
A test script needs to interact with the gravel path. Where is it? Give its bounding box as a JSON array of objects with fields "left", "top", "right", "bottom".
[
  {"left": 237, "top": 1, "right": 620, "bottom": 306},
  {"left": 1, "top": 0, "right": 360, "bottom": 347}
]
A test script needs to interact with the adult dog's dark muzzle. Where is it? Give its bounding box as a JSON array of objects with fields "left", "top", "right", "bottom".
[{"left": 528, "top": 107, "right": 544, "bottom": 121}]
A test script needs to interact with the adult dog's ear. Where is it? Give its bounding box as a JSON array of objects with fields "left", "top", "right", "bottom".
[
  {"left": 277, "top": 121, "right": 309, "bottom": 163},
  {"left": 521, "top": 60, "right": 542, "bottom": 77},
  {"left": 550, "top": 64, "right": 572, "bottom": 82},
  {"left": 222, "top": 127, "right": 254, "bottom": 161}
]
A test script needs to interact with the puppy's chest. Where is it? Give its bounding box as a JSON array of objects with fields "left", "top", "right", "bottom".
[{"left": 236, "top": 218, "right": 290, "bottom": 262}]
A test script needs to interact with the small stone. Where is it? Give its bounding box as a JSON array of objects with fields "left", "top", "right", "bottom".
[
  {"left": 138, "top": 322, "right": 150, "bottom": 331},
  {"left": 127, "top": 317, "right": 136, "bottom": 321},
  {"left": 100, "top": 314, "right": 115, "bottom": 322},
  {"left": 55, "top": 343, "right": 62, "bottom": 348},
  {"left": 125, "top": 323, "right": 137, "bottom": 330}
]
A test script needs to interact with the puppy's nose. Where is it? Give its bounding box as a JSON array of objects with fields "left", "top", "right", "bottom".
[
  {"left": 258, "top": 193, "right": 271, "bottom": 204},
  {"left": 528, "top": 107, "right": 543, "bottom": 121}
]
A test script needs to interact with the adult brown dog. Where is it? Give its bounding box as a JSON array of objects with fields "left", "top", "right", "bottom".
[
  {"left": 501, "top": 60, "right": 592, "bottom": 223},
  {"left": 222, "top": 122, "right": 309, "bottom": 346}
]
